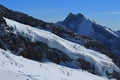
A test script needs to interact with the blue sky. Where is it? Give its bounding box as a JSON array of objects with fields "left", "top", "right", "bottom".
[{"left": 0, "top": 0, "right": 120, "bottom": 30}]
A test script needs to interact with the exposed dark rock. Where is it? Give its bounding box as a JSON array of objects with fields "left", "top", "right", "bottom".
[
  {"left": 0, "top": 4, "right": 46, "bottom": 27},
  {"left": 107, "top": 71, "right": 120, "bottom": 80},
  {"left": 85, "top": 40, "right": 111, "bottom": 54},
  {"left": 63, "top": 13, "right": 84, "bottom": 26},
  {"left": 77, "top": 58, "right": 96, "bottom": 74},
  {"left": 21, "top": 42, "right": 43, "bottom": 61},
  {"left": 0, "top": 14, "right": 6, "bottom": 25},
  {"left": 46, "top": 48, "right": 73, "bottom": 64}
]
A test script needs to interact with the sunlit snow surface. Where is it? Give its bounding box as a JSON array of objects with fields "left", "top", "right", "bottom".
[{"left": 0, "top": 49, "right": 109, "bottom": 80}]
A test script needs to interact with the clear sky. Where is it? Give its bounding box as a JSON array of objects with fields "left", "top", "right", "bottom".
[{"left": 0, "top": 0, "right": 120, "bottom": 30}]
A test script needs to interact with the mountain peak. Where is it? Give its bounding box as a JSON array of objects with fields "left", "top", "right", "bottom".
[
  {"left": 64, "top": 13, "right": 84, "bottom": 23},
  {"left": 68, "top": 13, "right": 84, "bottom": 18}
]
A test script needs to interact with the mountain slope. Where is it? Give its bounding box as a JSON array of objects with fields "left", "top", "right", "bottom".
[
  {"left": 0, "top": 4, "right": 118, "bottom": 61},
  {"left": 0, "top": 48, "right": 110, "bottom": 80},
  {"left": 0, "top": 4, "right": 120, "bottom": 80},
  {"left": 57, "top": 13, "right": 120, "bottom": 55},
  {"left": 4, "top": 18, "right": 120, "bottom": 78}
]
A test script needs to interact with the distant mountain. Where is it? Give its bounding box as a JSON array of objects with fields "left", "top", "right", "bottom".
[
  {"left": 0, "top": 4, "right": 120, "bottom": 80},
  {"left": 57, "top": 13, "right": 120, "bottom": 55}
]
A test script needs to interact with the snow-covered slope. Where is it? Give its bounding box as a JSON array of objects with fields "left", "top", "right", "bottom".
[
  {"left": 0, "top": 49, "right": 109, "bottom": 80},
  {"left": 4, "top": 18, "right": 120, "bottom": 77}
]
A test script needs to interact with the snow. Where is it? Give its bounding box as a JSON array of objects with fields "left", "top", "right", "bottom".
[
  {"left": 104, "top": 27, "right": 119, "bottom": 37},
  {"left": 0, "top": 48, "right": 110, "bottom": 80},
  {"left": 4, "top": 18, "right": 120, "bottom": 76}
]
